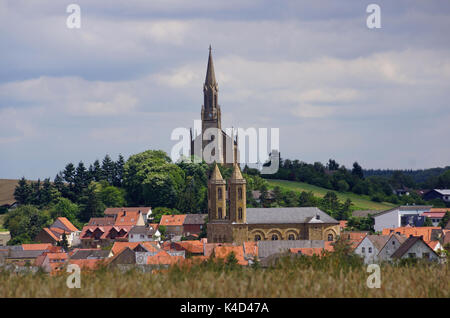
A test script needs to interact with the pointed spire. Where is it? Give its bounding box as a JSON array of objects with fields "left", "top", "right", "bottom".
[
  {"left": 205, "top": 45, "right": 217, "bottom": 86},
  {"left": 231, "top": 163, "right": 243, "bottom": 180},
  {"left": 210, "top": 164, "right": 223, "bottom": 181}
]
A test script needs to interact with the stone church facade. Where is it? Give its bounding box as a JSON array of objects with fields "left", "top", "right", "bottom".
[{"left": 207, "top": 164, "right": 341, "bottom": 244}]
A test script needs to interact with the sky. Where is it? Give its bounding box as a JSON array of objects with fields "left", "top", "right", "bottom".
[{"left": 0, "top": 0, "right": 449, "bottom": 180}]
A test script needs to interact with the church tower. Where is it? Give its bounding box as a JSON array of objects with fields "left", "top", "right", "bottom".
[
  {"left": 228, "top": 164, "right": 247, "bottom": 224},
  {"left": 208, "top": 164, "right": 227, "bottom": 221},
  {"left": 201, "top": 45, "right": 221, "bottom": 135}
]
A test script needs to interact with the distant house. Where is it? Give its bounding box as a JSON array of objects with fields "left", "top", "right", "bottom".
[
  {"left": 391, "top": 236, "right": 440, "bottom": 262},
  {"left": 372, "top": 205, "right": 432, "bottom": 232},
  {"left": 128, "top": 225, "right": 160, "bottom": 242},
  {"left": 354, "top": 235, "right": 390, "bottom": 264},
  {"left": 183, "top": 214, "right": 207, "bottom": 237},
  {"left": 104, "top": 207, "right": 152, "bottom": 223},
  {"left": 340, "top": 231, "right": 368, "bottom": 249},
  {"left": 377, "top": 234, "right": 407, "bottom": 262},
  {"left": 80, "top": 225, "right": 131, "bottom": 248},
  {"left": 421, "top": 210, "right": 448, "bottom": 227},
  {"left": 423, "top": 189, "right": 450, "bottom": 203},
  {"left": 351, "top": 210, "right": 378, "bottom": 218},
  {"left": 87, "top": 217, "right": 115, "bottom": 226},
  {"left": 35, "top": 217, "right": 80, "bottom": 247},
  {"left": 70, "top": 248, "right": 110, "bottom": 260},
  {"left": 38, "top": 252, "right": 69, "bottom": 274},
  {"left": 114, "top": 210, "right": 145, "bottom": 227},
  {"left": 160, "top": 215, "right": 187, "bottom": 238}
]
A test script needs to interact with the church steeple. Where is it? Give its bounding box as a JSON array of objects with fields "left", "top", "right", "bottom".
[
  {"left": 205, "top": 45, "right": 217, "bottom": 87},
  {"left": 202, "top": 46, "right": 220, "bottom": 122}
]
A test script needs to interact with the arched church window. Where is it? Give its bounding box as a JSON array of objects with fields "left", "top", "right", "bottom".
[
  {"left": 238, "top": 187, "right": 243, "bottom": 200},
  {"left": 271, "top": 234, "right": 279, "bottom": 241},
  {"left": 218, "top": 207, "right": 223, "bottom": 219},
  {"left": 254, "top": 235, "right": 261, "bottom": 241},
  {"left": 218, "top": 188, "right": 222, "bottom": 200},
  {"left": 288, "top": 234, "right": 295, "bottom": 240},
  {"left": 327, "top": 234, "right": 334, "bottom": 241},
  {"left": 238, "top": 208, "right": 243, "bottom": 220}
]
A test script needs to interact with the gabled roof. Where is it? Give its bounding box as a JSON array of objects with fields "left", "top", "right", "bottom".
[
  {"left": 55, "top": 217, "right": 79, "bottom": 232},
  {"left": 69, "top": 259, "right": 104, "bottom": 270},
  {"left": 160, "top": 214, "right": 186, "bottom": 226},
  {"left": 432, "top": 189, "right": 450, "bottom": 195},
  {"left": 128, "top": 225, "right": 156, "bottom": 236},
  {"left": 111, "top": 241, "right": 159, "bottom": 255},
  {"left": 246, "top": 207, "right": 338, "bottom": 224},
  {"left": 42, "top": 227, "right": 60, "bottom": 242},
  {"left": 114, "top": 211, "right": 143, "bottom": 226},
  {"left": 373, "top": 205, "right": 433, "bottom": 217},
  {"left": 70, "top": 249, "right": 110, "bottom": 260},
  {"left": 183, "top": 214, "right": 207, "bottom": 225},
  {"left": 364, "top": 235, "right": 390, "bottom": 251},
  {"left": 391, "top": 236, "right": 437, "bottom": 259}
]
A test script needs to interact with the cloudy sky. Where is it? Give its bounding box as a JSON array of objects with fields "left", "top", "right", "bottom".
[{"left": 1, "top": 0, "right": 449, "bottom": 180}]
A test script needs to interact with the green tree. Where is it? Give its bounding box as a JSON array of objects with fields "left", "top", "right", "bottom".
[
  {"left": 123, "top": 150, "right": 185, "bottom": 207},
  {"left": 4, "top": 205, "right": 51, "bottom": 243},
  {"left": 99, "top": 182, "right": 126, "bottom": 207},
  {"left": 79, "top": 182, "right": 106, "bottom": 222},
  {"left": 114, "top": 154, "right": 125, "bottom": 187},
  {"left": 352, "top": 162, "right": 364, "bottom": 179},
  {"left": 14, "top": 177, "right": 32, "bottom": 205},
  {"left": 337, "top": 180, "right": 350, "bottom": 192},
  {"left": 423, "top": 217, "right": 433, "bottom": 227},
  {"left": 102, "top": 155, "right": 116, "bottom": 185},
  {"left": 49, "top": 197, "right": 79, "bottom": 226},
  {"left": 439, "top": 212, "right": 450, "bottom": 228}
]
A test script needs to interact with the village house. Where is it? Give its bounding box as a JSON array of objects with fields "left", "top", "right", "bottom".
[
  {"left": 183, "top": 214, "right": 207, "bottom": 237},
  {"left": 128, "top": 225, "right": 160, "bottom": 242},
  {"left": 377, "top": 234, "right": 407, "bottom": 262},
  {"left": 354, "top": 235, "right": 390, "bottom": 264},
  {"left": 35, "top": 217, "right": 80, "bottom": 247},
  {"left": 114, "top": 210, "right": 145, "bottom": 227},
  {"left": 160, "top": 214, "right": 186, "bottom": 239},
  {"left": 423, "top": 189, "right": 450, "bottom": 203},
  {"left": 80, "top": 225, "right": 131, "bottom": 248},
  {"left": 372, "top": 205, "right": 432, "bottom": 232},
  {"left": 421, "top": 208, "right": 450, "bottom": 226},
  {"left": 340, "top": 231, "right": 368, "bottom": 249},
  {"left": 104, "top": 207, "right": 152, "bottom": 223},
  {"left": 391, "top": 235, "right": 440, "bottom": 262}
]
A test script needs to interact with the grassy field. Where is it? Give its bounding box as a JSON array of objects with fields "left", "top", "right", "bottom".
[
  {"left": 0, "top": 261, "right": 448, "bottom": 297},
  {"left": 266, "top": 179, "right": 395, "bottom": 211}
]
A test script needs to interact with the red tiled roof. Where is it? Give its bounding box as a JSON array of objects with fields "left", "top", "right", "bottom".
[
  {"left": 43, "top": 227, "right": 60, "bottom": 241},
  {"left": 114, "top": 211, "right": 143, "bottom": 226},
  {"left": 111, "top": 241, "right": 159, "bottom": 255},
  {"left": 214, "top": 245, "right": 248, "bottom": 265},
  {"left": 56, "top": 217, "right": 79, "bottom": 232},
  {"left": 290, "top": 247, "right": 325, "bottom": 256},
  {"left": 421, "top": 212, "right": 446, "bottom": 218},
  {"left": 22, "top": 243, "right": 52, "bottom": 251},
  {"left": 382, "top": 227, "right": 440, "bottom": 242},
  {"left": 80, "top": 225, "right": 131, "bottom": 240},
  {"left": 160, "top": 214, "right": 186, "bottom": 227},
  {"left": 243, "top": 241, "right": 258, "bottom": 257},
  {"left": 147, "top": 250, "right": 183, "bottom": 265}
]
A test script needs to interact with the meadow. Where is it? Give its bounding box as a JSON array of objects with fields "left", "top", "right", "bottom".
[
  {"left": 266, "top": 179, "right": 395, "bottom": 211},
  {"left": 1, "top": 257, "right": 448, "bottom": 298}
]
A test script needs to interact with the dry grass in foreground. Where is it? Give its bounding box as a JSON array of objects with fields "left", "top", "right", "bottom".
[{"left": 1, "top": 258, "right": 448, "bottom": 298}]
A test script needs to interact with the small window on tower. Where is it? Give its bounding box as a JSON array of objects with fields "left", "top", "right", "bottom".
[
  {"left": 218, "top": 188, "right": 222, "bottom": 200},
  {"left": 218, "top": 208, "right": 223, "bottom": 219},
  {"left": 238, "top": 207, "right": 243, "bottom": 220},
  {"left": 238, "top": 187, "right": 243, "bottom": 200}
]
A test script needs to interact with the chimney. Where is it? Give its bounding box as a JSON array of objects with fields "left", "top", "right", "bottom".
[{"left": 316, "top": 213, "right": 320, "bottom": 220}]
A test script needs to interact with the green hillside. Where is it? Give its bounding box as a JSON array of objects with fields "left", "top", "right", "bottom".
[{"left": 266, "top": 179, "right": 395, "bottom": 211}]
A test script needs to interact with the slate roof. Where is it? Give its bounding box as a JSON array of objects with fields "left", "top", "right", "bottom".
[
  {"left": 257, "top": 240, "right": 325, "bottom": 258},
  {"left": 70, "top": 249, "right": 110, "bottom": 260},
  {"left": 246, "top": 207, "right": 338, "bottom": 224},
  {"left": 129, "top": 225, "right": 156, "bottom": 236},
  {"left": 433, "top": 189, "right": 450, "bottom": 196},
  {"left": 183, "top": 214, "right": 207, "bottom": 225},
  {"left": 391, "top": 236, "right": 434, "bottom": 259},
  {"left": 365, "top": 235, "right": 390, "bottom": 251},
  {"left": 104, "top": 207, "right": 151, "bottom": 215},
  {"left": 7, "top": 250, "right": 45, "bottom": 259},
  {"left": 87, "top": 217, "right": 115, "bottom": 226}
]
